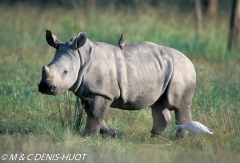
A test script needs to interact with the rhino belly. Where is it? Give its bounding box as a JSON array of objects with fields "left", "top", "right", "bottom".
[{"left": 110, "top": 90, "right": 161, "bottom": 110}]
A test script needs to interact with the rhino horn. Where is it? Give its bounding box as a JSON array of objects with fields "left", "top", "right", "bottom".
[{"left": 42, "top": 66, "right": 52, "bottom": 80}]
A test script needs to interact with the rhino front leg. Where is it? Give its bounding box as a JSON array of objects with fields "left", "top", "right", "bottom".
[
  {"left": 84, "top": 94, "right": 115, "bottom": 137},
  {"left": 151, "top": 104, "right": 171, "bottom": 137},
  {"left": 85, "top": 114, "right": 101, "bottom": 136},
  {"left": 100, "top": 120, "right": 117, "bottom": 137}
]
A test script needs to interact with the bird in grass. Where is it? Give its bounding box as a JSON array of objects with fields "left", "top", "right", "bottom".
[
  {"left": 173, "top": 121, "right": 213, "bottom": 137},
  {"left": 118, "top": 34, "right": 126, "bottom": 49}
]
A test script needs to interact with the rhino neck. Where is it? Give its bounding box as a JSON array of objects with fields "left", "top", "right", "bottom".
[{"left": 69, "top": 39, "right": 95, "bottom": 96}]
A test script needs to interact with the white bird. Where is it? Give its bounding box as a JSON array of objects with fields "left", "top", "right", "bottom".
[{"left": 173, "top": 121, "right": 213, "bottom": 137}]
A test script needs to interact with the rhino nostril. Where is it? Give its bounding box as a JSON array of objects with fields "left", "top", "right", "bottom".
[{"left": 50, "top": 85, "right": 58, "bottom": 93}]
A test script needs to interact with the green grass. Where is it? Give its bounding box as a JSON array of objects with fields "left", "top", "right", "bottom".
[{"left": 0, "top": 3, "right": 240, "bottom": 163}]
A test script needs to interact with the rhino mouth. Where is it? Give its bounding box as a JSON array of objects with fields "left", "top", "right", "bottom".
[{"left": 38, "top": 80, "right": 58, "bottom": 95}]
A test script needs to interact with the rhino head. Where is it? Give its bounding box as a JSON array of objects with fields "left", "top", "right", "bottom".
[{"left": 38, "top": 30, "right": 88, "bottom": 95}]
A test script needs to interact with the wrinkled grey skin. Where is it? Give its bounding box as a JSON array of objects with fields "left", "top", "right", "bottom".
[{"left": 38, "top": 30, "right": 196, "bottom": 138}]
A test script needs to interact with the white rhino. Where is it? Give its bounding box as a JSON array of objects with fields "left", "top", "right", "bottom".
[{"left": 38, "top": 30, "right": 196, "bottom": 138}]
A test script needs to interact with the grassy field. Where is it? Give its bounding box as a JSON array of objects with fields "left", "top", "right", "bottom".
[{"left": 0, "top": 3, "right": 240, "bottom": 163}]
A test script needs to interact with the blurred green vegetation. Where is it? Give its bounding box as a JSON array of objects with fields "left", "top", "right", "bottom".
[
  {"left": 0, "top": 2, "right": 240, "bottom": 163},
  {"left": 0, "top": 0, "right": 232, "bottom": 11}
]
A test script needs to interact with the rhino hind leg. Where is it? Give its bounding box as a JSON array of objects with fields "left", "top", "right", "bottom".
[
  {"left": 167, "top": 77, "right": 195, "bottom": 138},
  {"left": 174, "top": 105, "right": 192, "bottom": 138},
  {"left": 150, "top": 103, "right": 171, "bottom": 137}
]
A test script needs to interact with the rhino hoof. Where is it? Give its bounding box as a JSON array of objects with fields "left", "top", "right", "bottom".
[
  {"left": 100, "top": 128, "right": 117, "bottom": 138},
  {"left": 150, "top": 131, "right": 160, "bottom": 138},
  {"left": 112, "top": 131, "right": 117, "bottom": 138},
  {"left": 151, "top": 134, "right": 160, "bottom": 138}
]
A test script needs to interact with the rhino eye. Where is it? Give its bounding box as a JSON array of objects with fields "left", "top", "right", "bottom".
[{"left": 63, "top": 70, "right": 68, "bottom": 76}]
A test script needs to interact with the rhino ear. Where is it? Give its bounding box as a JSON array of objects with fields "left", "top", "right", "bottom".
[
  {"left": 73, "top": 31, "right": 87, "bottom": 49},
  {"left": 46, "top": 30, "right": 62, "bottom": 49}
]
